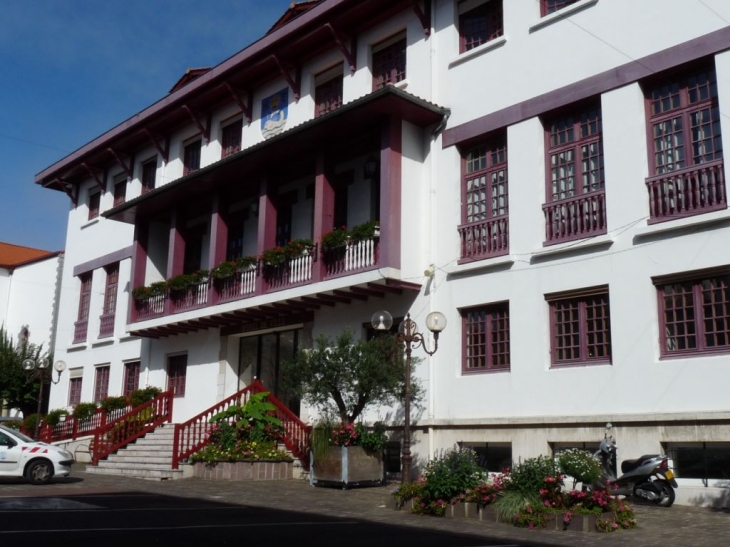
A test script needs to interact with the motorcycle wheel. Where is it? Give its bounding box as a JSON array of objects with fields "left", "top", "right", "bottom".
[{"left": 653, "top": 480, "right": 675, "bottom": 507}]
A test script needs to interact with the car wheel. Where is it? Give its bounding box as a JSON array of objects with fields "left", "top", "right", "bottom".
[{"left": 26, "top": 460, "right": 53, "bottom": 485}]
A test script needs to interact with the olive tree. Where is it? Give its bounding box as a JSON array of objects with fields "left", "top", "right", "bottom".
[
  {"left": 282, "top": 328, "right": 419, "bottom": 424},
  {"left": 0, "top": 326, "right": 49, "bottom": 417}
]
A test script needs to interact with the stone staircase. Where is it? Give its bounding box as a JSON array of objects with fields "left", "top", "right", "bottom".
[{"left": 84, "top": 424, "right": 184, "bottom": 480}]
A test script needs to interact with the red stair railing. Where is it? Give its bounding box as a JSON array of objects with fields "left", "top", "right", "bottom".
[
  {"left": 36, "top": 405, "right": 134, "bottom": 443},
  {"left": 91, "top": 391, "right": 174, "bottom": 465},
  {"left": 172, "top": 379, "right": 311, "bottom": 470}
]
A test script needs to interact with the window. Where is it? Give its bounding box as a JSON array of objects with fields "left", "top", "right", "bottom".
[
  {"left": 141, "top": 158, "right": 157, "bottom": 194},
  {"left": 99, "top": 264, "right": 119, "bottom": 338},
  {"left": 183, "top": 138, "right": 202, "bottom": 175},
  {"left": 666, "top": 442, "right": 730, "bottom": 481},
  {"left": 372, "top": 34, "right": 406, "bottom": 90},
  {"left": 644, "top": 66, "right": 725, "bottom": 221},
  {"left": 548, "top": 287, "right": 611, "bottom": 366},
  {"left": 543, "top": 104, "right": 606, "bottom": 243},
  {"left": 459, "top": 0, "right": 503, "bottom": 53},
  {"left": 459, "top": 442, "right": 512, "bottom": 473},
  {"left": 88, "top": 190, "right": 101, "bottom": 220},
  {"left": 113, "top": 175, "right": 127, "bottom": 207},
  {"left": 540, "top": 0, "right": 579, "bottom": 16},
  {"left": 123, "top": 361, "right": 140, "bottom": 397},
  {"left": 168, "top": 354, "right": 187, "bottom": 397},
  {"left": 221, "top": 119, "right": 243, "bottom": 158},
  {"left": 655, "top": 270, "right": 730, "bottom": 357},
  {"left": 315, "top": 68, "right": 343, "bottom": 117},
  {"left": 459, "top": 134, "right": 509, "bottom": 259},
  {"left": 68, "top": 377, "right": 83, "bottom": 406},
  {"left": 462, "top": 302, "right": 510, "bottom": 372},
  {"left": 74, "top": 273, "right": 92, "bottom": 343},
  {"left": 93, "top": 365, "right": 110, "bottom": 402}
]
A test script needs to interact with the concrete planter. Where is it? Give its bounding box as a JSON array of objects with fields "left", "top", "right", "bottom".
[
  {"left": 310, "top": 446, "right": 384, "bottom": 488},
  {"left": 446, "top": 502, "right": 600, "bottom": 532},
  {"left": 192, "top": 460, "right": 293, "bottom": 480}
]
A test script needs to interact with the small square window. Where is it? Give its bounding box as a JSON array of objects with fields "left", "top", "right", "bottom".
[
  {"left": 541, "top": 0, "right": 579, "bottom": 16},
  {"left": 461, "top": 302, "right": 510, "bottom": 372}
]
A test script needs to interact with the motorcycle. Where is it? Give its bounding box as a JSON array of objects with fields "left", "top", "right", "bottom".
[{"left": 591, "top": 422, "right": 678, "bottom": 507}]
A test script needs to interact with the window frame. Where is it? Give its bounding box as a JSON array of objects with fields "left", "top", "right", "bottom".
[
  {"left": 372, "top": 33, "right": 407, "bottom": 90},
  {"left": 113, "top": 174, "right": 127, "bottom": 207},
  {"left": 547, "top": 286, "right": 612, "bottom": 367},
  {"left": 167, "top": 354, "right": 188, "bottom": 397},
  {"left": 93, "top": 365, "right": 110, "bottom": 402},
  {"left": 644, "top": 65, "right": 722, "bottom": 176},
  {"left": 102, "top": 263, "right": 119, "bottom": 316},
  {"left": 461, "top": 301, "right": 511, "bottom": 374},
  {"left": 314, "top": 66, "right": 344, "bottom": 118},
  {"left": 221, "top": 118, "right": 243, "bottom": 159},
  {"left": 183, "top": 138, "right": 202, "bottom": 175},
  {"left": 123, "top": 361, "right": 141, "bottom": 398},
  {"left": 88, "top": 190, "right": 101, "bottom": 220},
  {"left": 654, "top": 268, "right": 730, "bottom": 358},
  {"left": 141, "top": 157, "right": 157, "bottom": 194},
  {"left": 462, "top": 134, "right": 509, "bottom": 224},
  {"left": 458, "top": 0, "right": 504, "bottom": 54},
  {"left": 68, "top": 377, "right": 83, "bottom": 406},
  {"left": 540, "top": 0, "right": 579, "bottom": 16}
]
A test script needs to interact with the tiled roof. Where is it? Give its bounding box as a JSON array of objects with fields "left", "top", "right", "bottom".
[
  {"left": 0, "top": 242, "right": 59, "bottom": 269},
  {"left": 169, "top": 67, "right": 212, "bottom": 94}
]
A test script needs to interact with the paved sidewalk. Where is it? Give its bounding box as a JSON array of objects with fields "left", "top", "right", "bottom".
[{"left": 1, "top": 468, "right": 727, "bottom": 547}]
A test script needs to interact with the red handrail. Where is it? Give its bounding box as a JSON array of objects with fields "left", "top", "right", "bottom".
[
  {"left": 91, "top": 391, "right": 174, "bottom": 465},
  {"left": 172, "top": 379, "right": 311, "bottom": 469}
]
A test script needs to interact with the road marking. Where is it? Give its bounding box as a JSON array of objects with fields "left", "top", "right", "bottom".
[{"left": 0, "top": 521, "right": 360, "bottom": 534}]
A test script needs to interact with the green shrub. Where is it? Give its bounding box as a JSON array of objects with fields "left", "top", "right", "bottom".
[
  {"left": 355, "top": 422, "right": 388, "bottom": 452},
  {"left": 391, "top": 481, "right": 424, "bottom": 508},
  {"left": 558, "top": 448, "right": 602, "bottom": 487},
  {"left": 129, "top": 386, "right": 162, "bottom": 408},
  {"left": 99, "top": 396, "right": 128, "bottom": 413},
  {"left": 22, "top": 413, "right": 39, "bottom": 434},
  {"left": 45, "top": 408, "right": 69, "bottom": 427},
  {"left": 508, "top": 455, "right": 559, "bottom": 495},
  {"left": 72, "top": 402, "right": 98, "bottom": 421},
  {"left": 420, "top": 446, "right": 487, "bottom": 504},
  {"left": 493, "top": 490, "right": 541, "bottom": 523}
]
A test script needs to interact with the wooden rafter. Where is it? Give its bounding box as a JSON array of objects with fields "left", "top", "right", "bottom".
[
  {"left": 224, "top": 83, "right": 253, "bottom": 123},
  {"left": 82, "top": 163, "right": 105, "bottom": 190},
  {"left": 350, "top": 286, "right": 385, "bottom": 298},
  {"left": 55, "top": 178, "right": 78, "bottom": 206},
  {"left": 316, "top": 293, "right": 350, "bottom": 304},
  {"left": 107, "top": 147, "right": 133, "bottom": 178},
  {"left": 301, "top": 296, "right": 335, "bottom": 307},
  {"left": 412, "top": 0, "right": 432, "bottom": 36},
  {"left": 367, "top": 282, "right": 403, "bottom": 295},
  {"left": 333, "top": 289, "right": 367, "bottom": 301},
  {"left": 325, "top": 23, "right": 356, "bottom": 73},
  {"left": 182, "top": 105, "right": 211, "bottom": 142},
  {"left": 271, "top": 54, "right": 301, "bottom": 101},
  {"left": 143, "top": 128, "right": 169, "bottom": 163},
  {"left": 286, "top": 299, "right": 318, "bottom": 310}
]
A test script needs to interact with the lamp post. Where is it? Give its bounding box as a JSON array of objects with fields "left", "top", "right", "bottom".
[
  {"left": 371, "top": 310, "right": 446, "bottom": 483},
  {"left": 22, "top": 358, "right": 66, "bottom": 439}
]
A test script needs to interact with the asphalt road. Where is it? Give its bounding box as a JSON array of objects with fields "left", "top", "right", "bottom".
[{"left": 0, "top": 490, "right": 533, "bottom": 547}]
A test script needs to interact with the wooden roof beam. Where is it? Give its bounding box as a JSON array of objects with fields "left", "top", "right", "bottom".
[
  {"left": 271, "top": 54, "right": 301, "bottom": 101},
  {"left": 82, "top": 163, "right": 106, "bottom": 190},
  {"left": 224, "top": 83, "right": 253, "bottom": 124},
  {"left": 325, "top": 23, "right": 356, "bottom": 73},
  {"left": 182, "top": 105, "right": 211, "bottom": 143},
  {"left": 143, "top": 128, "right": 169, "bottom": 163},
  {"left": 107, "top": 147, "right": 133, "bottom": 178}
]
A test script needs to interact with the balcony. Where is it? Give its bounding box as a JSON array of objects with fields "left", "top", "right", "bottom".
[
  {"left": 98, "top": 313, "right": 115, "bottom": 338},
  {"left": 543, "top": 190, "right": 606, "bottom": 244},
  {"left": 646, "top": 160, "right": 726, "bottom": 224},
  {"left": 73, "top": 320, "right": 88, "bottom": 344},
  {"left": 458, "top": 217, "right": 509, "bottom": 262}
]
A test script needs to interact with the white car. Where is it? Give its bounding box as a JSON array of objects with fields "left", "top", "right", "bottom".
[{"left": 0, "top": 425, "right": 74, "bottom": 484}]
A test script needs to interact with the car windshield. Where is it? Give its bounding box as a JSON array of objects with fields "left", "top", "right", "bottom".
[{"left": 0, "top": 425, "right": 34, "bottom": 443}]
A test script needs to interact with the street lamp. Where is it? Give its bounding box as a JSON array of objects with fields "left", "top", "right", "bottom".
[
  {"left": 371, "top": 310, "right": 446, "bottom": 483},
  {"left": 22, "top": 358, "right": 66, "bottom": 439}
]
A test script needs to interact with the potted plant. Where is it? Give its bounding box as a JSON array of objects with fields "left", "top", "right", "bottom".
[
  {"left": 285, "top": 239, "right": 313, "bottom": 260},
  {"left": 349, "top": 220, "right": 379, "bottom": 242},
  {"left": 321, "top": 226, "right": 350, "bottom": 252},
  {"left": 132, "top": 285, "right": 152, "bottom": 301},
  {"left": 211, "top": 260, "right": 238, "bottom": 280},
  {"left": 260, "top": 246, "right": 288, "bottom": 268},
  {"left": 282, "top": 328, "right": 418, "bottom": 488},
  {"left": 148, "top": 281, "right": 168, "bottom": 297},
  {"left": 72, "top": 402, "right": 98, "bottom": 422},
  {"left": 167, "top": 273, "right": 193, "bottom": 292}
]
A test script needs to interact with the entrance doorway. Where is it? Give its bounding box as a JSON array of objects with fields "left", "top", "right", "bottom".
[{"left": 238, "top": 328, "right": 301, "bottom": 415}]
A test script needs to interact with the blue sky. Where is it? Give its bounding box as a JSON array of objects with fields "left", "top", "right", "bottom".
[{"left": 0, "top": 0, "right": 295, "bottom": 252}]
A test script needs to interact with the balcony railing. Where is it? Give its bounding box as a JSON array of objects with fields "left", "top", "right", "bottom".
[
  {"left": 73, "top": 320, "right": 88, "bottom": 344},
  {"left": 98, "top": 313, "right": 115, "bottom": 338},
  {"left": 458, "top": 216, "right": 509, "bottom": 261},
  {"left": 216, "top": 265, "right": 257, "bottom": 303},
  {"left": 170, "top": 280, "right": 210, "bottom": 313},
  {"left": 323, "top": 236, "right": 379, "bottom": 277},
  {"left": 543, "top": 190, "right": 606, "bottom": 244},
  {"left": 135, "top": 293, "right": 166, "bottom": 321},
  {"left": 646, "top": 160, "right": 726, "bottom": 224},
  {"left": 263, "top": 246, "right": 315, "bottom": 291}
]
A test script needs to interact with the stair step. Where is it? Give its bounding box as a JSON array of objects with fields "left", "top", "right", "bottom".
[
  {"left": 106, "top": 455, "right": 172, "bottom": 465},
  {"left": 85, "top": 466, "right": 183, "bottom": 480},
  {"left": 96, "top": 460, "right": 175, "bottom": 470},
  {"left": 107, "top": 449, "right": 171, "bottom": 459}
]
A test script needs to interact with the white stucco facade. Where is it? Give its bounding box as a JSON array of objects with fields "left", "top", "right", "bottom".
[{"left": 39, "top": 0, "right": 730, "bottom": 506}]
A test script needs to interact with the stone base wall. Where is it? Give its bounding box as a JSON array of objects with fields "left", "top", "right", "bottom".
[{"left": 192, "top": 460, "right": 294, "bottom": 480}]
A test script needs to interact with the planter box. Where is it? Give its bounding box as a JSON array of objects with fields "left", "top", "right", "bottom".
[
  {"left": 192, "top": 460, "right": 293, "bottom": 480},
  {"left": 310, "top": 446, "right": 384, "bottom": 488}
]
